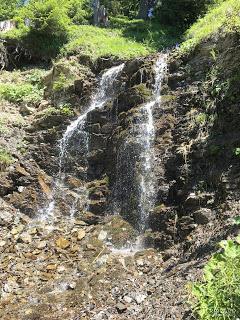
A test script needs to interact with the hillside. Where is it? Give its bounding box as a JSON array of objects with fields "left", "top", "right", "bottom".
[{"left": 0, "top": 1, "right": 240, "bottom": 319}]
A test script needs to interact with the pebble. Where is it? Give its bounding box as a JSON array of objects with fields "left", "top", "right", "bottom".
[
  {"left": 135, "top": 293, "right": 147, "bottom": 304},
  {"left": 98, "top": 230, "right": 108, "bottom": 241},
  {"left": 116, "top": 302, "right": 127, "bottom": 313},
  {"left": 77, "top": 229, "right": 86, "bottom": 241}
]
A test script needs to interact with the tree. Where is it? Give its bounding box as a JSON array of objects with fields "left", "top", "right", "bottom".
[
  {"left": 138, "top": 0, "right": 151, "bottom": 19},
  {"left": 155, "top": 0, "right": 216, "bottom": 29},
  {"left": 0, "top": 0, "right": 20, "bottom": 21},
  {"left": 18, "top": 0, "right": 70, "bottom": 37}
]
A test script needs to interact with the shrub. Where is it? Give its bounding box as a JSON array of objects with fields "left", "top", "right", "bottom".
[
  {"left": 191, "top": 237, "right": 240, "bottom": 319},
  {"left": 0, "top": 83, "right": 43, "bottom": 104},
  {"left": 0, "top": 0, "right": 20, "bottom": 20},
  {"left": 0, "top": 148, "right": 14, "bottom": 170},
  {"left": 66, "top": 0, "right": 90, "bottom": 25},
  {"left": 17, "top": 0, "right": 70, "bottom": 38}
]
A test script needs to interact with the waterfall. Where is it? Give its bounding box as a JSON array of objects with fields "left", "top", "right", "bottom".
[
  {"left": 41, "top": 63, "right": 124, "bottom": 219},
  {"left": 111, "top": 55, "right": 167, "bottom": 232},
  {"left": 137, "top": 55, "right": 167, "bottom": 231},
  {"left": 59, "top": 63, "right": 125, "bottom": 178}
]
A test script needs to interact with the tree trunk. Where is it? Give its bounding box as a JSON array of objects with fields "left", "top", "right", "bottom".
[
  {"left": 93, "top": 0, "right": 100, "bottom": 25},
  {"left": 138, "top": 0, "right": 149, "bottom": 19},
  {"left": 138, "top": 0, "right": 156, "bottom": 19}
]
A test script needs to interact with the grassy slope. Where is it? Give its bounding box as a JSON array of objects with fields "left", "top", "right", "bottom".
[
  {"left": 180, "top": 0, "right": 240, "bottom": 54},
  {"left": 61, "top": 25, "right": 152, "bottom": 59},
  {"left": 1, "top": 17, "right": 180, "bottom": 60}
]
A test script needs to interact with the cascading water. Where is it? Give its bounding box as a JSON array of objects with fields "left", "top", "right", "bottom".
[
  {"left": 59, "top": 64, "right": 125, "bottom": 178},
  {"left": 112, "top": 55, "right": 167, "bottom": 234},
  {"left": 137, "top": 55, "right": 167, "bottom": 231},
  {"left": 41, "top": 63, "right": 124, "bottom": 219}
]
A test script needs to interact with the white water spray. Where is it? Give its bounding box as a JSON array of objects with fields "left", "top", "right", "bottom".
[
  {"left": 41, "top": 63, "right": 124, "bottom": 219},
  {"left": 59, "top": 63, "right": 125, "bottom": 178},
  {"left": 137, "top": 55, "right": 167, "bottom": 231}
]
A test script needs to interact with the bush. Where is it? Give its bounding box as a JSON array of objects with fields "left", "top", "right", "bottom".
[
  {"left": 17, "top": 0, "right": 70, "bottom": 38},
  {"left": 0, "top": 83, "right": 43, "bottom": 104},
  {"left": 155, "top": 0, "right": 221, "bottom": 30},
  {"left": 0, "top": 0, "right": 20, "bottom": 20},
  {"left": 0, "top": 148, "right": 14, "bottom": 171},
  {"left": 66, "top": 0, "right": 90, "bottom": 25},
  {"left": 191, "top": 237, "right": 240, "bottom": 319}
]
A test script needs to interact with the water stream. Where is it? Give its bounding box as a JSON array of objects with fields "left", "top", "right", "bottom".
[
  {"left": 111, "top": 55, "right": 167, "bottom": 233},
  {"left": 40, "top": 63, "right": 124, "bottom": 219},
  {"left": 40, "top": 55, "right": 167, "bottom": 241},
  {"left": 137, "top": 55, "right": 167, "bottom": 231}
]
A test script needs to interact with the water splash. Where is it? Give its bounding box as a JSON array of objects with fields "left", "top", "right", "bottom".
[
  {"left": 41, "top": 63, "right": 124, "bottom": 219},
  {"left": 137, "top": 55, "right": 167, "bottom": 231},
  {"left": 59, "top": 63, "right": 125, "bottom": 179},
  {"left": 111, "top": 55, "right": 167, "bottom": 233}
]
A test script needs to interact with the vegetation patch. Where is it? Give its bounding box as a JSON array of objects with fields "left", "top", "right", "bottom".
[
  {"left": 61, "top": 25, "right": 152, "bottom": 59},
  {"left": 190, "top": 236, "right": 240, "bottom": 319},
  {"left": 0, "top": 148, "right": 14, "bottom": 171},
  {"left": 0, "top": 83, "right": 43, "bottom": 104},
  {"left": 180, "top": 0, "right": 240, "bottom": 54}
]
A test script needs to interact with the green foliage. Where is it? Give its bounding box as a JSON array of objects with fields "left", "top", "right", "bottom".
[
  {"left": 191, "top": 237, "right": 240, "bottom": 319},
  {"left": 0, "top": 148, "right": 14, "bottom": 170},
  {"left": 180, "top": 0, "right": 240, "bottom": 54},
  {"left": 17, "top": 0, "right": 70, "bottom": 37},
  {"left": 156, "top": 0, "right": 207, "bottom": 30},
  {"left": 101, "top": 0, "right": 139, "bottom": 18},
  {"left": 110, "top": 17, "right": 180, "bottom": 51},
  {"left": 0, "top": 0, "right": 21, "bottom": 20},
  {"left": 233, "top": 216, "right": 240, "bottom": 225},
  {"left": 195, "top": 113, "right": 207, "bottom": 124},
  {"left": 41, "top": 105, "right": 74, "bottom": 118},
  {"left": 234, "top": 148, "right": 240, "bottom": 157},
  {"left": 0, "top": 83, "right": 43, "bottom": 104},
  {"left": 66, "top": 0, "right": 90, "bottom": 25},
  {"left": 52, "top": 73, "right": 72, "bottom": 92}
]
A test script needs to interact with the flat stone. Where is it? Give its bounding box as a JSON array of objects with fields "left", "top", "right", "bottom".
[
  {"left": 77, "top": 229, "right": 86, "bottom": 241},
  {"left": 98, "top": 230, "right": 107, "bottom": 241},
  {"left": 116, "top": 302, "right": 127, "bottom": 313},
  {"left": 56, "top": 237, "right": 70, "bottom": 249}
]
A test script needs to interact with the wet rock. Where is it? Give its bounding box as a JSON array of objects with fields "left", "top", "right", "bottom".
[
  {"left": 80, "top": 212, "right": 102, "bottom": 225},
  {"left": 117, "top": 84, "right": 151, "bottom": 113},
  {"left": 193, "top": 208, "right": 215, "bottom": 224},
  {"left": 116, "top": 302, "right": 127, "bottom": 313},
  {"left": 88, "top": 200, "right": 106, "bottom": 216},
  {"left": 104, "top": 216, "right": 137, "bottom": 248},
  {"left": 135, "top": 293, "right": 147, "bottom": 304},
  {"left": 98, "top": 230, "right": 107, "bottom": 241}
]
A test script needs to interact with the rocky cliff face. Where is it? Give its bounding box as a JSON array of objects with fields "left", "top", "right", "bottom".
[{"left": 0, "top": 33, "right": 240, "bottom": 319}]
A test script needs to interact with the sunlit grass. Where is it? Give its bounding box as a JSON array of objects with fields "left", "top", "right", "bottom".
[
  {"left": 61, "top": 25, "right": 153, "bottom": 59},
  {"left": 180, "top": 0, "right": 240, "bottom": 54}
]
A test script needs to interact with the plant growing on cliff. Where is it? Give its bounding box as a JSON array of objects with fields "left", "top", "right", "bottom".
[
  {"left": 190, "top": 237, "right": 240, "bottom": 319},
  {"left": 0, "top": 148, "right": 14, "bottom": 171},
  {"left": 0, "top": 83, "right": 43, "bottom": 104}
]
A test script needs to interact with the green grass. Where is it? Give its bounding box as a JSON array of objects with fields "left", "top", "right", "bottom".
[
  {"left": 180, "top": 0, "right": 240, "bottom": 54},
  {"left": 0, "top": 148, "right": 14, "bottom": 170},
  {"left": 1, "top": 16, "right": 180, "bottom": 60},
  {"left": 110, "top": 17, "right": 180, "bottom": 51},
  {"left": 0, "top": 68, "right": 45, "bottom": 104},
  {"left": 61, "top": 24, "right": 152, "bottom": 59}
]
